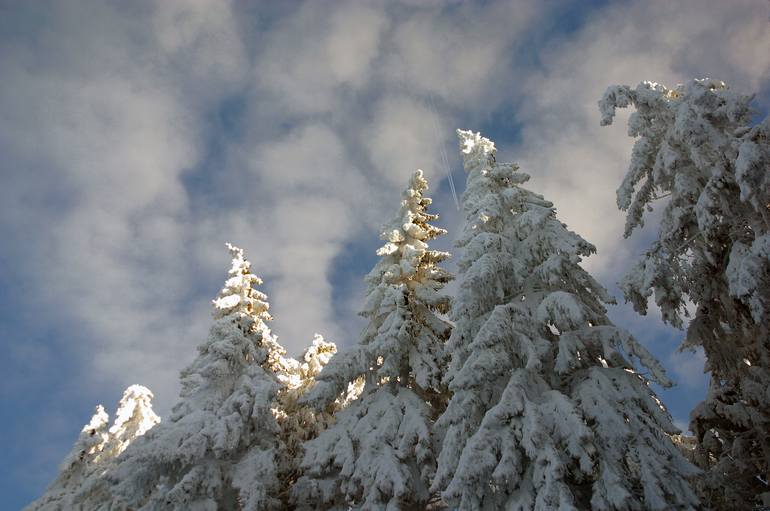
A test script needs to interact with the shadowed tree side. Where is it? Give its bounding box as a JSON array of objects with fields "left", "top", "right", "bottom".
[
  {"left": 600, "top": 79, "right": 770, "bottom": 509},
  {"left": 433, "top": 130, "right": 698, "bottom": 510}
]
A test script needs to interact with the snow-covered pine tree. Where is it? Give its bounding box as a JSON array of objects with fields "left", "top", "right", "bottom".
[
  {"left": 109, "top": 243, "right": 289, "bottom": 511},
  {"left": 26, "top": 385, "right": 160, "bottom": 511},
  {"left": 275, "top": 334, "right": 339, "bottom": 501},
  {"left": 599, "top": 79, "right": 770, "bottom": 508},
  {"left": 71, "top": 386, "right": 161, "bottom": 510},
  {"left": 433, "top": 130, "right": 698, "bottom": 510},
  {"left": 432, "top": 131, "right": 522, "bottom": 499},
  {"left": 294, "top": 170, "right": 453, "bottom": 510},
  {"left": 25, "top": 406, "right": 111, "bottom": 511}
]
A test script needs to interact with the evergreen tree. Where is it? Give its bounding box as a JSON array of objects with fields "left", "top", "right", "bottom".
[
  {"left": 433, "top": 130, "right": 698, "bottom": 510},
  {"left": 294, "top": 170, "right": 453, "bottom": 510},
  {"left": 26, "top": 385, "right": 160, "bottom": 511},
  {"left": 275, "top": 334, "right": 339, "bottom": 503},
  {"left": 599, "top": 79, "right": 770, "bottom": 508},
  {"left": 110, "top": 244, "right": 289, "bottom": 511},
  {"left": 25, "top": 406, "right": 111, "bottom": 511}
]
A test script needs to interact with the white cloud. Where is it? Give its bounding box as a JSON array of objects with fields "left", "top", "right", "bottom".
[
  {"left": 253, "top": 123, "right": 366, "bottom": 196},
  {"left": 254, "top": 1, "right": 389, "bottom": 116},
  {"left": 153, "top": 0, "right": 247, "bottom": 78},
  {"left": 241, "top": 124, "right": 368, "bottom": 348},
  {"left": 381, "top": 0, "right": 544, "bottom": 106},
  {"left": 0, "top": 1, "right": 220, "bottom": 408},
  {"left": 360, "top": 94, "right": 447, "bottom": 189},
  {"left": 669, "top": 348, "right": 708, "bottom": 390}
]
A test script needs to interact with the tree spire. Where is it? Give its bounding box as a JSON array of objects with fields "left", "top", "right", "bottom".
[
  {"left": 434, "top": 130, "right": 698, "bottom": 510},
  {"left": 294, "top": 170, "right": 453, "bottom": 510},
  {"left": 110, "top": 243, "right": 288, "bottom": 511}
]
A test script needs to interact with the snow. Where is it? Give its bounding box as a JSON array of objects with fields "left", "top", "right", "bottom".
[
  {"left": 600, "top": 77, "right": 770, "bottom": 508},
  {"left": 433, "top": 129, "right": 697, "bottom": 510},
  {"left": 105, "top": 244, "right": 289, "bottom": 510},
  {"left": 25, "top": 386, "right": 160, "bottom": 511},
  {"left": 295, "top": 170, "right": 453, "bottom": 510}
]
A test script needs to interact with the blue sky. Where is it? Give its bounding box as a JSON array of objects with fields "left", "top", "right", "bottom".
[{"left": 2, "top": 1, "right": 769, "bottom": 508}]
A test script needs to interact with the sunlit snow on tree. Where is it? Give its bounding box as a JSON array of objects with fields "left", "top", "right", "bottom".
[
  {"left": 26, "top": 385, "right": 160, "bottom": 511},
  {"left": 109, "top": 244, "right": 289, "bottom": 511},
  {"left": 294, "top": 170, "right": 453, "bottom": 510}
]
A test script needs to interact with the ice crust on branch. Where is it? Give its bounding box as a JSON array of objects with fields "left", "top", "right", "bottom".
[
  {"left": 600, "top": 79, "right": 770, "bottom": 508},
  {"left": 295, "top": 170, "right": 453, "bottom": 510},
  {"left": 433, "top": 130, "right": 697, "bottom": 510}
]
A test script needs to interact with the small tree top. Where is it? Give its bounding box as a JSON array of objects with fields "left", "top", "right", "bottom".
[
  {"left": 213, "top": 242, "right": 272, "bottom": 323},
  {"left": 105, "top": 385, "right": 160, "bottom": 459},
  {"left": 363, "top": 169, "right": 452, "bottom": 312}
]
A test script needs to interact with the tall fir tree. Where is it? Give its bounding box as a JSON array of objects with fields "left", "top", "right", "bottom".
[
  {"left": 599, "top": 79, "right": 770, "bottom": 509},
  {"left": 26, "top": 385, "right": 160, "bottom": 511},
  {"left": 433, "top": 130, "right": 698, "bottom": 510},
  {"left": 109, "top": 244, "right": 290, "bottom": 511},
  {"left": 294, "top": 170, "right": 453, "bottom": 510}
]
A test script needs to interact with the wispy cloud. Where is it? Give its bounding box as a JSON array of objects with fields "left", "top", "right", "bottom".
[{"left": 669, "top": 348, "right": 709, "bottom": 390}]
